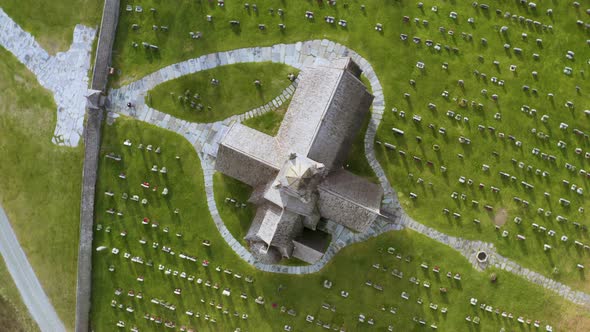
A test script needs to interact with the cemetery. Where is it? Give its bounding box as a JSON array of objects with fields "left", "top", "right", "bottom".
[
  {"left": 93, "top": 0, "right": 590, "bottom": 329},
  {"left": 89, "top": 116, "right": 587, "bottom": 330},
  {"left": 93, "top": 0, "right": 590, "bottom": 330},
  {"left": 108, "top": 0, "right": 590, "bottom": 294},
  {"left": 1, "top": 0, "right": 590, "bottom": 331}
]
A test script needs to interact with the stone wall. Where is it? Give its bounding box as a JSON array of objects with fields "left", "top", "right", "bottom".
[
  {"left": 91, "top": 0, "right": 120, "bottom": 92},
  {"left": 75, "top": 0, "right": 120, "bottom": 331},
  {"left": 75, "top": 108, "right": 103, "bottom": 332}
]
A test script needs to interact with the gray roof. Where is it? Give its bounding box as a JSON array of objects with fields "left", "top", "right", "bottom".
[
  {"left": 306, "top": 70, "right": 374, "bottom": 170},
  {"left": 216, "top": 58, "right": 372, "bottom": 182},
  {"left": 221, "top": 123, "right": 285, "bottom": 169},
  {"left": 256, "top": 204, "right": 284, "bottom": 244},
  {"left": 86, "top": 90, "right": 104, "bottom": 110},
  {"left": 256, "top": 205, "right": 302, "bottom": 251},
  {"left": 215, "top": 144, "right": 279, "bottom": 187},
  {"left": 318, "top": 190, "right": 380, "bottom": 233},
  {"left": 276, "top": 59, "right": 374, "bottom": 169},
  {"left": 292, "top": 228, "right": 330, "bottom": 264},
  {"left": 244, "top": 204, "right": 270, "bottom": 242},
  {"left": 247, "top": 182, "right": 270, "bottom": 205},
  {"left": 318, "top": 169, "right": 382, "bottom": 213},
  {"left": 275, "top": 67, "right": 344, "bottom": 155},
  {"left": 216, "top": 124, "right": 284, "bottom": 186}
]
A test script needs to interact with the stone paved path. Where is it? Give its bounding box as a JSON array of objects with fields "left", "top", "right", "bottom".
[
  {"left": 109, "top": 40, "right": 396, "bottom": 202},
  {"left": 108, "top": 40, "right": 590, "bottom": 307},
  {"left": 110, "top": 78, "right": 298, "bottom": 158},
  {"left": 0, "top": 8, "right": 96, "bottom": 147},
  {"left": 401, "top": 213, "right": 590, "bottom": 308},
  {"left": 0, "top": 205, "right": 65, "bottom": 332}
]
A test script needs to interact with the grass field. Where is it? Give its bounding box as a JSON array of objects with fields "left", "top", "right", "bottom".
[
  {"left": 344, "top": 74, "right": 379, "bottom": 183},
  {"left": 369, "top": 1, "right": 590, "bottom": 292},
  {"left": 108, "top": 0, "right": 590, "bottom": 293},
  {"left": 146, "top": 62, "right": 296, "bottom": 123},
  {"left": 0, "top": 48, "right": 84, "bottom": 330},
  {"left": 0, "top": 0, "right": 101, "bottom": 54},
  {"left": 242, "top": 99, "right": 289, "bottom": 136},
  {"left": 0, "top": 2, "right": 101, "bottom": 330},
  {"left": 1, "top": 0, "right": 588, "bottom": 330},
  {"left": 90, "top": 116, "right": 590, "bottom": 331},
  {"left": 213, "top": 172, "right": 255, "bottom": 247},
  {"left": 0, "top": 257, "right": 39, "bottom": 332}
]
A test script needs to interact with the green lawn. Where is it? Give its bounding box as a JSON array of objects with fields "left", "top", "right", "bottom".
[
  {"left": 108, "top": 0, "right": 590, "bottom": 293},
  {"left": 0, "top": 0, "right": 584, "bottom": 330},
  {"left": 146, "top": 63, "right": 296, "bottom": 123},
  {"left": 0, "top": 2, "right": 101, "bottom": 330},
  {"left": 242, "top": 99, "right": 289, "bottom": 136},
  {"left": 0, "top": 257, "right": 39, "bottom": 332},
  {"left": 90, "top": 118, "right": 590, "bottom": 330},
  {"left": 0, "top": 0, "right": 101, "bottom": 54},
  {"left": 343, "top": 73, "right": 379, "bottom": 183},
  {"left": 212, "top": 172, "right": 255, "bottom": 247},
  {"left": 369, "top": 2, "right": 590, "bottom": 292},
  {"left": 0, "top": 48, "right": 84, "bottom": 330},
  {"left": 343, "top": 110, "right": 379, "bottom": 184}
]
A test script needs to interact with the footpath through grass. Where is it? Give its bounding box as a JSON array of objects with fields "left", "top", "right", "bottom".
[
  {"left": 0, "top": 48, "right": 83, "bottom": 330},
  {"left": 146, "top": 62, "right": 296, "bottom": 123}
]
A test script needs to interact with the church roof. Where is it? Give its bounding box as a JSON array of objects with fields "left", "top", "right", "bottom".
[
  {"left": 215, "top": 58, "right": 381, "bottom": 258},
  {"left": 277, "top": 153, "right": 324, "bottom": 192},
  {"left": 284, "top": 158, "right": 313, "bottom": 187},
  {"left": 318, "top": 169, "right": 382, "bottom": 213},
  {"left": 256, "top": 205, "right": 302, "bottom": 248},
  {"left": 276, "top": 58, "right": 373, "bottom": 170},
  {"left": 220, "top": 123, "right": 285, "bottom": 169}
]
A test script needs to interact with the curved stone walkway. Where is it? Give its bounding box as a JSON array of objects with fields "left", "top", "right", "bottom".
[
  {"left": 401, "top": 212, "right": 590, "bottom": 308},
  {"left": 108, "top": 40, "right": 405, "bottom": 275},
  {"left": 108, "top": 40, "right": 590, "bottom": 307},
  {"left": 0, "top": 8, "right": 96, "bottom": 147},
  {"left": 110, "top": 77, "right": 298, "bottom": 158},
  {"left": 109, "top": 39, "right": 396, "bottom": 200}
]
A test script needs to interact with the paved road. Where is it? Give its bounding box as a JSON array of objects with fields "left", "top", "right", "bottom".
[{"left": 0, "top": 205, "right": 66, "bottom": 332}]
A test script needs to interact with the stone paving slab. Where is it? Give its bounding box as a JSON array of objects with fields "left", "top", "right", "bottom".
[{"left": 0, "top": 8, "right": 96, "bottom": 147}]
